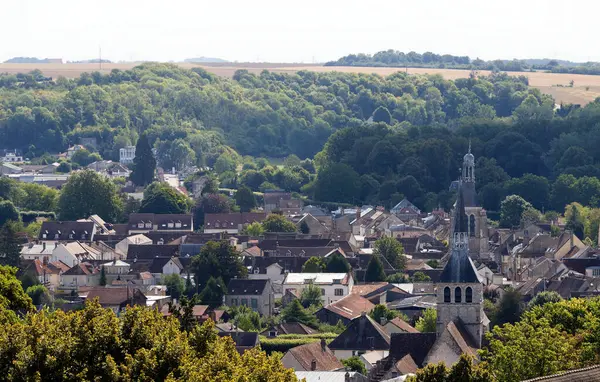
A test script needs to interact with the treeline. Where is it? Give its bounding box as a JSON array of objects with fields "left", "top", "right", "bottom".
[{"left": 326, "top": 50, "right": 600, "bottom": 75}]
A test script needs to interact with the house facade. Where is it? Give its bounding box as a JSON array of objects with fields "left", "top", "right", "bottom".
[
  {"left": 225, "top": 279, "right": 273, "bottom": 316},
  {"left": 283, "top": 273, "right": 354, "bottom": 305},
  {"left": 119, "top": 146, "right": 136, "bottom": 164}
]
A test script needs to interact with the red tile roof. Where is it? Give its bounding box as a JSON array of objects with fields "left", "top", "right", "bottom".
[{"left": 287, "top": 341, "right": 343, "bottom": 371}]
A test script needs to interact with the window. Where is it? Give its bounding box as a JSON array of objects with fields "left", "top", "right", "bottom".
[
  {"left": 231, "top": 299, "right": 238, "bottom": 306},
  {"left": 42, "top": 234, "right": 47, "bottom": 239},
  {"left": 54, "top": 234, "right": 59, "bottom": 239},
  {"left": 175, "top": 222, "right": 182, "bottom": 228},
  {"left": 251, "top": 298, "right": 258, "bottom": 309},
  {"left": 455, "top": 287, "right": 462, "bottom": 303},
  {"left": 69, "top": 234, "right": 73, "bottom": 239},
  {"left": 138, "top": 223, "right": 144, "bottom": 228},
  {"left": 269, "top": 331, "right": 276, "bottom": 337},
  {"left": 444, "top": 287, "right": 451, "bottom": 303},
  {"left": 241, "top": 299, "right": 248, "bottom": 306},
  {"left": 167, "top": 222, "right": 174, "bottom": 228},
  {"left": 334, "top": 288, "right": 344, "bottom": 296},
  {"left": 466, "top": 287, "right": 473, "bottom": 303},
  {"left": 321, "top": 288, "right": 326, "bottom": 296},
  {"left": 215, "top": 223, "right": 220, "bottom": 228},
  {"left": 593, "top": 268, "right": 600, "bottom": 276},
  {"left": 81, "top": 234, "right": 86, "bottom": 240},
  {"left": 145, "top": 223, "right": 152, "bottom": 228},
  {"left": 469, "top": 215, "right": 476, "bottom": 237}
]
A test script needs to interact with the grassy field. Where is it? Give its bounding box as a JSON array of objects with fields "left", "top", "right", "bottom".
[{"left": 1, "top": 62, "right": 599, "bottom": 105}]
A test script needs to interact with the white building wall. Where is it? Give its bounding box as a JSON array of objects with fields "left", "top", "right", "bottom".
[
  {"left": 281, "top": 353, "right": 307, "bottom": 371},
  {"left": 282, "top": 283, "right": 351, "bottom": 305},
  {"left": 52, "top": 245, "right": 78, "bottom": 267},
  {"left": 162, "top": 260, "right": 181, "bottom": 275}
]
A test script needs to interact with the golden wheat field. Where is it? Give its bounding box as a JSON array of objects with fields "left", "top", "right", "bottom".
[{"left": 1, "top": 63, "right": 599, "bottom": 105}]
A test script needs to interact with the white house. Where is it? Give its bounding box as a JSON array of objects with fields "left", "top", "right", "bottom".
[
  {"left": 60, "top": 263, "right": 100, "bottom": 288},
  {"left": 21, "top": 243, "right": 54, "bottom": 262},
  {"left": 282, "top": 273, "right": 354, "bottom": 305},
  {"left": 120, "top": 146, "right": 136, "bottom": 164},
  {"left": 1, "top": 150, "right": 23, "bottom": 162},
  {"left": 53, "top": 242, "right": 101, "bottom": 267},
  {"left": 102, "top": 260, "right": 131, "bottom": 275}
]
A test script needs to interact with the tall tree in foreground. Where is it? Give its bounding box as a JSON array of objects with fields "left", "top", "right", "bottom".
[
  {"left": 130, "top": 134, "right": 156, "bottom": 187},
  {"left": 365, "top": 256, "right": 386, "bottom": 282},
  {"left": 139, "top": 182, "right": 191, "bottom": 214},
  {"left": 262, "top": 214, "right": 297, "bottom": 233},
  {"left": 0, "top": 201, "right": 19, "bottom": 228},
  {"left": 373, "top": 236, "right": 406, "bottom": 270},
  {"left": 407, "top": 354, "right": 494, "bottom": 382},
  {"left": 57, "top": 170, "right": 123, "bottom": 221},
  {"left": 0, "top": 222, "right": 22, "bottom": 267},
  {"left": 235, "top": 185, "right": 257, "bottom": 212},
  {"left": 199, "top": 276, "right": 226, "bottom": 308}
]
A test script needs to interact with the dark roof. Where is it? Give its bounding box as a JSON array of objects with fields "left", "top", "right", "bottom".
[
  {"left": 453, "top": 183, "right": 469, "bottom": 234},
  {"left": 126, "top": 244, "right": 179, "bottom": 260},
  {"left": 259, "top": 239, "right": 333, "bottom": 251},
  {"left": 39, "top": 221, "right": 95, "bottom": 241},
  {"left": 275, "top": 246, "right": 343, "bottom": 258},
  {"left": 217, "top": 331, "right": 259, "bottom": 352},
  {"left": 263, "top": 322, "right": 316, "bottom": 336},
  {"left": 144, "top": 231, "right": 189, "bottom": 244},
  {"left": 263, "top": 192, "right": 291, "bottom": 206},
  {"left": 460, "top": 180, "right": 477, "bottom": 208},
  {"left": 204, "top": 212, "right": 266, "bottom": 229},
  {"left": 286, "top": 341, "right": 343, "bottom": 371},
  {"left": 227, "top": 279, "right": 270, "bottom": 295},
  {"left": 246, "top": 256, "right": 309, "bottom": 274},
  {"left": 63, "top": 262, "right": 96, "bottom": 276},
  {"left": 328, "top": 314, "right": 391, "bottom": 351},
  {"left": 387, "top": 317, "right": 419, "bottom": 333},
  {"left": 439, "top": 193, "right": 480, "bottom": 283},
  {"left": 521, "top": 365, "right": 600, "bottom": 382},
  {"left": 389, "top": 332, "right": 437, "bottom": 367},
  {"left": 128, "top": 213, "right": 193, "bottom": 231},
  {"left": 149, "top": 257, "right": 183, "bottom": 274}
]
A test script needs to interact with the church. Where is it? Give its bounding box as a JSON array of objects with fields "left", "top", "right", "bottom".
[
  {"left": 367, "top": 155, "right": 488, "bottom": 380},
  {"left": 450, "top": 145, "right": 489, "bottom": 260}
]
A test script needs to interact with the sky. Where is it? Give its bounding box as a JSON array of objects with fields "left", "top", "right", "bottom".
[{"left": 1, "top": 0, "right": 598, "bottom": 63}]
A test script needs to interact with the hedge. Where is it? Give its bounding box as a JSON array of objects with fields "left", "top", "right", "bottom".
[{"left": 259, "top": 337, "right": 333, "bottom": 354}]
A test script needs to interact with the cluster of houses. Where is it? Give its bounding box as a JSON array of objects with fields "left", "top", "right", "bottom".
[{"left": 12, "top": 148, "right": 600, "bottom": 382}]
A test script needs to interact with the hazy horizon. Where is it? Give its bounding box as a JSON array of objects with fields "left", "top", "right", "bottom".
[{"left": 2, "top": 0, "right": 597, "bottom": 64}]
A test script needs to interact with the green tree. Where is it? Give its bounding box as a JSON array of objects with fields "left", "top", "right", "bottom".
[
  {"left": 26, "top": 284, "right": 51, "bottom": 306},
  {"left": 342, "top": 356, "right": 367, "bottom": 375},
  {"left": 262, "top": 214, "right": 297, "bottom": 233},
  {"left": 499, "top": 195, "right": 532, "bottom": 228},
  {"left": 373, "top": 236, "right": 406, "bottom": 270},
  {"left": 280, "top": 299, "right": 318, "bottom": 328},
  {"left": 313, "top": 163, "right": 360, "bottom": 204},
  {"left": 386, "top": 273, "right": 410, "bottom": 283},
  {"left": 528, "top": 291, "right": 562, "bottom": 309},
  {"left": 199, "top": 276, "right": 226, "bottom": 308},
  {"left": 0, "top": 265, "right": 34, "bottom": 313},
  {"left": 369, "top": 304, "right": 399, "bottom": 324},
  {"left": 184, "top": 273, "right": 195, "bottom": 298},
  {"left": 243, "top": 221, "right": 265, "bottom": 237},
  {"left": 130, "top": 134, "right": 156, "bottom": 187},
  {"left": 190, "top": 241, "right": 247, "bottom": 289},
  {"left": 139, "top": 182, "right": 191, "bottom": 214},
  {"left": 194, "top": 193, "right": 232, "bottom": 227},
  {"left": 415, "top": 308, "right": 437, "bottom": 332},
  {"left": 365, "top": 256, "right": 386, "bottom": 282},
  {"left": 302, "top": 257, "right": 325, "bottom": 273},
  {"left": 299, "top": 220, "right": 310, "bottom": 234},
  {"left": 372, "top": 106, "right": 392, "bottom": 124},
  {"left": 18, "top": 183, "right": 58, "bottom": 212},
  {"left": 57, "top": 170, "right": 123, "bottom": 221},
  {"left": 0, "top": 201, "right": 19, "bottom": 227},
  {"left": 235, "top": 186, "right": 257, "bottom": 212},
  {"left": 163, "top": 274, "right": 185, "bottom": 300},
  {"left": 565, "top": 203, "right": 585, "bottom": 239},
  {"left": 0, "top": 222, "right": 22, "bottom": 267},
  {"left": 411, "top": 271, "right": 431, "bottom": 282},
  {"left": 324, "top": 252, "right": 351, "bottom": 273},
  {"left": 99, "top": 266, "right": 107, "bottom": 286},
  {"left": 493, "top": 287, "right": 524, "bottom": 327},
  {"left": 71, "top": 149, "right": 101, "bottom": 167},
  {"left": 408, "top": 354, "right": 495, "bottom": 382},
  {"left": 300, "top": 283, "right": 323, "bottom": 308}
]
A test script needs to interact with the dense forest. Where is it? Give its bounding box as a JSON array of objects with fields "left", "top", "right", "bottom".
[
  {"left": 326, "top": 50, "right": 600, "bottom": 75},
  {"left": 4, "top": 64, "right": 600, "bottom": 218}
]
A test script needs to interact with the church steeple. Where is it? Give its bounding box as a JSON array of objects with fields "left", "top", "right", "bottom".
[{"left": 462, "top": 140, "right": 475, "bottom": 183}]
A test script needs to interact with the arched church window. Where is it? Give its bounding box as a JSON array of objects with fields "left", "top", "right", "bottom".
[
  {"left": 469, "top": 215, "right": 476, "bottom": 237},
  {"left": 455, "top": 287, "right": 462, "bottom": 303},
  {"left": 444, "top": 287, "right": 451, "bottom": 303},
  {"left": 466, "top": 287, "right": 473, "bottom": 303}
]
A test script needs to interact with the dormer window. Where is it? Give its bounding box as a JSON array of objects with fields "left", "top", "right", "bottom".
[
  {"left": 145, "top": 223, "right": 152, "bottom": 228},
  {"left": 137, "top": 222, "right": 144, "bottom": 228},
  {"left": 215, "top": 223, "right": 220, "bottom": 228},
  {"left": 54, "top": 234, "right": 59, "bottom": 239},
  {"left": 69, "top": 234, "right": 73, "bottom": 239},
  {"left": 42, "top": 234, "right": 47, "bottom": 239},
  {"left": 167, "top": 222, "right": 174, "bottom": 228},
  {"left": 175, "top": 222, "right": 182, "bottom": 228},
  {"left": 333, "top": 279, "right": 341, "bottom": 284}
]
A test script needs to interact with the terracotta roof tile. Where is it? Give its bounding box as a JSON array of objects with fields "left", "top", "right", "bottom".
[{"left": 287, "top": 341, "right": 343, "bottom": 371}]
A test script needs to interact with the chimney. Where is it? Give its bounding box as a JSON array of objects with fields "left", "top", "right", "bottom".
[
  {"left": 320, "top": 338, "right": 326, "bottom": 351},
  {"left": 356, "top": 207, "right": 361, "bottom": 221},
  {"left": 310, "top": 359, "right": 317, "bottom": 371},
  {"left": 345, "top": 372, "right": 350, "bottom": 382},
  {"left": 571, "top": 230, "right": 575, "bottom": 249},
  {"left": 42, "top": 242, "right": 46, "bottom": 252}
]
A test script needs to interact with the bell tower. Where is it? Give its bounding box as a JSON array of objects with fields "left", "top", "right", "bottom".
[{"left": 437, "top": 185, "right": 485, "bottom": 348}]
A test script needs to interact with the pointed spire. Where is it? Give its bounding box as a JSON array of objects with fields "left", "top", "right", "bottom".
[
  {"left": 468, "top": 138, "right": 471, "bottom": 154},
  {"left": 453, "top": 183, "right": 469, "bottom": 234}
]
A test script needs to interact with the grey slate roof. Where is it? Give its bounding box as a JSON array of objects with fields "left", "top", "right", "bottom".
[
  {"left": 227, "top": 279, "right": 269, "bottom": 296},
  {"left": 328, "top": 314, "right": 390, "bottom": 351}
]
